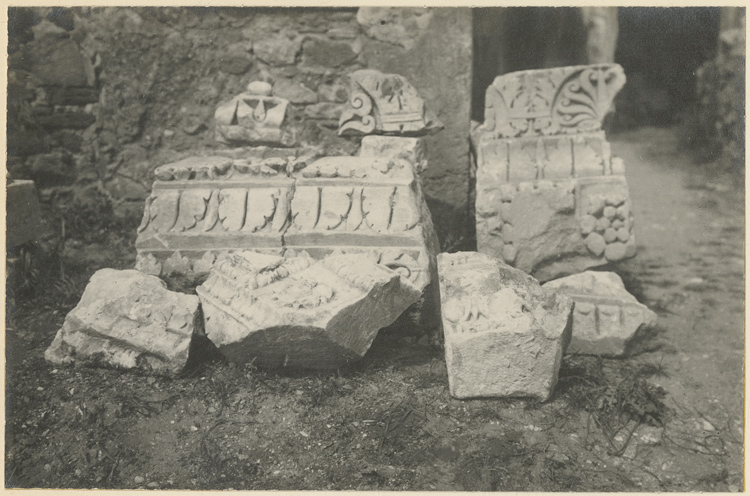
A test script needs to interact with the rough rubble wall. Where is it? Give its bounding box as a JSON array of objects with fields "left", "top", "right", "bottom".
[{"left": 7, "top": 7, "right": 472, "bottom": 248}]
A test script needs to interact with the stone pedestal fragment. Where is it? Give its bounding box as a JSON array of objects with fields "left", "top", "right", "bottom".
[
  {"left": 196, "top": 252, "right": 420, "bottom": 369},
  {"left": 472, "top": 64, "right": 636, "bottom": 281},
  {"left": 338, "top": 69, "right": 444, "bottom": 137},
  {"left": 215, "top": 81, "right": 296, "bottom": 147},
  {"left": 543, "top": 271, "right": 657, "bottom": 356},
  {"left": 7, "top": 179, "right": 43, "bottom": 248},
  {"left": 287, "top": 155, "right": 438, "bottom": 295},
  {"left": 135, "top": 154, "right": 296, "bottom": 279},
  {"left": 44, "top": 269, "right": 201, "bottom": 376},
  {"left": 438, "top": 252, "right": 573, "bottom": 401}
]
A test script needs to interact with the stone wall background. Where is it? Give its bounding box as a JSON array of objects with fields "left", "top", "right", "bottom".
[{"left": 7, "top": 7, "right": 472, "bottom": 248}]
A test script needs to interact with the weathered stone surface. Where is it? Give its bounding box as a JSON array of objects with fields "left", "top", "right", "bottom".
[
  {"left": 472, "top": 64, "right": 635, "bottom": 281},
  {"left": 37, "top": 111, "right": 96, "bottom": 130},
  {"left": 273, "top": 78, "right": 318, "bottom": 104},
  {"left": 338, "top": 69, "right": 444, "bottom": 137},
  {"left": 252, "top": 33, "right": 302, "bottom": 66},
  {"left": 359, "top": 135, "right": 428, "bottom": 173},
  {"left": 44, "top": 269, "right": 201, "bottom": 376},
  {"left": 304, "top": 102, "right": 343, "bottom": 120},
  {"left": 286, "top": 155, "right": 439, "bottom": 295},
  {"left": 31, "top": 38, "right": 92, "bottom": 87},
  {"left": 214, "top": 81, "right": 296, "bottom": 147},
  {"left": 217, "top": 54, "right": 253, "bottom": 75},
  {"left": 7, "top": 180, "right": 43, "bottom": 248},
  {"left": 543, "top": 271, "right": 657, "bottom": 356},
  {"left": 135, "top": 154, "right": 296, "bottom": 278},
  {"left": 196, "top": 252, "right": 420, "bottom": 368},
  {"left": 438, "top": 252, "right": 573, "bottom": 401},
  {"left": 356, "top": 7, "right": 433, "bottom": 50},
  {"left": 302, "top": 37, "right": 358, "bottom": 68},
  {"left": 479, "top": 64, "right": 626, "bottom": 139}
]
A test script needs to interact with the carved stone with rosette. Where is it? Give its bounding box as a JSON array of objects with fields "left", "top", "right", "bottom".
[{"left": 472, "top": 64, "right": 636, "bottom": 281}]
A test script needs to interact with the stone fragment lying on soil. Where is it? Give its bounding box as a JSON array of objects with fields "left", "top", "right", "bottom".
[
  {"left": 543, "top": 271, "right": 657, "bottom": 356},
  {"left": 196, "top": 251, "right": 421, "bottom": 369},
  {"left": 44, "top": 269, "right": 201, "bottom": 376},
  {"left": 438, "top": 252, "right": 573, "bottom": 401}
]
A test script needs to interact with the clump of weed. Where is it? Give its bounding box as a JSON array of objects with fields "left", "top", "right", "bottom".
[{"left": 557, "top": 355, "right": 671, "bottom": 456}]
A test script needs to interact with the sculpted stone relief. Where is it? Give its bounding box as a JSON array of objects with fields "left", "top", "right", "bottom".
[
  {"left": 215, "top": 81, "right": 296, "bottom": 147},
  {"left": 196, "top": 252, "right": 421, "bottom": 369},
  {"left": 472, "top": 64, "right": 636, "bottom": 281},
  {"left": 338, "top": 69, "right": 444, "bottom": 137}
]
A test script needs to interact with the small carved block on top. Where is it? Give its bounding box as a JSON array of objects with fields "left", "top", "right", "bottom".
[
  {"left": 215, "top": 81, "right": 296, "bottom": 147},
  {"left": 338, "top": 70, "right": 444, "bottom": 137}
]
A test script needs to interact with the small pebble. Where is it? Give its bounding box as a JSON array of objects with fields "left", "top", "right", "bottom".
[
  {"left": 191, "top": 425, "right": 199, "bottom": 431},
  {"left": 44, "top": 464, "right": 51, "bottom": 471},
  {"left": 37, "top": 387, "right": 44, "bottom": 391},
  {"left": 728, "top": 485, "right": 739, "bottom": 492},
  {"left": 134, "top": 475, "right": 145, "bottom": 484},
  {"left": 75, "top": 469, "right": 82, "bottom": 477},
  {"left": 147, "top": 482, "right": 159, "bottom": 488}
]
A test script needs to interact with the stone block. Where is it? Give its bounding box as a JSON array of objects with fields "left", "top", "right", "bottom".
[
  {"left": 472, "top": 64, "right": 635, "bottom": 281},
  {"left": 135, "top": 155, "right": 295, "bottom": 279},
  {"left": 196, "top": 252, "right": 420, "bottom": 368},
  {"left": 214, "top": 81, "right": 296, "bottom": 147},
  {"left": 252, "top": 34, "right": 302, "bottom": 66},
  {"left": 438, "top": 252, "right": 573, "bottom": 401},
  {"left": 338, "top": 69, "right": 444, "bottom": 137},
  {"left": 359, "top": 135, "right": 428, "bottom": 173},
  {"left": 475, "top": 173, "right": 635, "bottom": 282},
  {"left": 302, "top": 37, "right": 358, "bottom": 68},
  {"left": 273, "top": 79, "right": 318, "bottom": 105},
  {"left": 356, "top": 8, "right": 434, "bottom": 50},
  {"left": 31, "top": 39, "right": 92, "bottom": 87},
  {"left": 44, "top": 269, "right": 201, "bottom": 376},
  {"left": 543, "top": 271, "right": 657, "bottom": 356},
  {"left": 285, "top": 155, "right": 439, "bottom": 295},
  {"left": 7, "top": 180, "right": 43, "bottom": 248},
  {"left": 37, "top": 111, "right": 96, "bottom": 130},
  {"left": 478, "top": 64, "right": 626, "bottom": 139}
]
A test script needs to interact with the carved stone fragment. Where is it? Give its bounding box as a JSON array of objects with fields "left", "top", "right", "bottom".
[
  {"left": 479, "top": 64, "right": 626, "bottom": 139},
  {"left": 44, "top": 269, "right": 201, "bottom": 376},
  {"left": 338, "top": 70, "right": 444, "bottom": 137},
  {"left": 472, "top": 64, "right": 635, "bottom": 281},
  {"left": 438, "top": 252, "right": 573, "bottom": 401},
  {"left": 215, "top": 81, "right": 296, "bottom": 147},
  {"left": 359, "top": 135, "right": 428, "bottom": 173},
  {"left": 196, "top": 252, "right": 421, "bottom": 368},
  {"left": 135, "top": 154, "right": 298, "bottom": 279},
  {"left": 286, "top": 155, "right": 438, "bottom": 294},
  {"left": 543, "top": 271, "right": 657, "bottom": 356}
]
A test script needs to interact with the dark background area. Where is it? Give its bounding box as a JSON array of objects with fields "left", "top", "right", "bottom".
[{"left": 472, "top": 7, "right": 722, "bottom": 126}]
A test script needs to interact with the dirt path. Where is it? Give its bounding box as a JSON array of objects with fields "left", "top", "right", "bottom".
[{"left": 5, "top": 126, "right": 744, "bottom": 491}]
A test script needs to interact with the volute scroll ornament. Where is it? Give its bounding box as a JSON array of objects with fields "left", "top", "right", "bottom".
[{"left": 338, "top": 70, "right": 444, "bottom": 137}]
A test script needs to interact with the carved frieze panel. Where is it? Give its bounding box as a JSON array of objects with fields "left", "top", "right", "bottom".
[{"left": 479, "top": 64, "right": 626, "bottom": 139}]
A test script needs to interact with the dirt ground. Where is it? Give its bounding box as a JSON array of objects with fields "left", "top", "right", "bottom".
[{"left": 5, "top": 126, "right": 744, "bottom": 491}]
